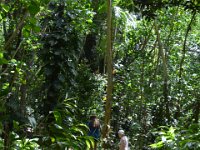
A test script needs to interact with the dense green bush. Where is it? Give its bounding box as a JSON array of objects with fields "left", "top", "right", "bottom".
[{"left": 150, "top": 124, "right": 200, "bottom": 150}]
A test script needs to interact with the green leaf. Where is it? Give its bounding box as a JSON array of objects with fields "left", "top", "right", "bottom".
[
  {"left": 0, "top": 58, "right": 8, "bottom": 65},
  {"left": 9, "top": 59, "right": 17, "bottom": 66},
  {"left": 150, "top": 141, "right": 164, "bottom": 149},
  {"left": 22, "top": 28, "right": 30, "bottom": 38},
  {"left": 28, "top": 116, "right": 37, "bottom": 129},
  {"left": 41, "top": 0, "right": 50, "bottom": 5},
  {"left": 28, "top": 1, "right": 40, "bottom": 16},
  {"left": 0, "top": 53, "right": 8, "bottom": 65},
  {"left": 13, "top": 121, "right": 20, "bottom": 130},
  {"left": 86, "top": 140, "right": 91, "bottom": 149},
  {"left": 1, "top": 4, "right": 9, "bottom": 12},
  {"left": 0, "top": 83, "right": 9, "bottom": 97},
  {"left": 72, "top": 127, "right": 84, "bottom": 135},
  {"left": 0, "top": 53, "right": 3, "bottom": 58},
  {"left": 98, "top": 2, "right": 106, "bottom": 14},
  {"left": 33, "top": 26, "right": 40, "bottom": 32},
  {"left": 51, "top": 137, "right": 55, "bottom": 143},
  {"left": 76, "top": 123, "right": 88, "bottom": 129},
  {"left": 54, "top": 124, "right": 63, "bottom": 130},
  {"left": 53, "top": 111, "right": 62, "bottom": 125},
  {"left": 168, "top": 126, "right": 175, "bottom": 138},
  {"left": 86, "top": 19, "right": 93, "bottom": 24}
]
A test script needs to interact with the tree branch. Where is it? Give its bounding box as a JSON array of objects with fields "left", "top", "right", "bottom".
[
  {"left": 4, "top": 10, "right": 28, "bottom": 51},
  {"left": 179, "top": 10, "right": 196, "bottom": 79}
]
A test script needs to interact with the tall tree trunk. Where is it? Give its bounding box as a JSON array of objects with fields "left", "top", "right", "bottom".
[
  {"left": 154, "top": 20, "right": 170, "bottom": 123},
  {"left": 179, "top": 11, "right": 196, "bottom": 80},
  {"left": 102, "top": 0, "right": 113, "bottom": 148}
]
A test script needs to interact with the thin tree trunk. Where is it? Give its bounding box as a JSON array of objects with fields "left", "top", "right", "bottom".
[
  {"left": 3, "top": 122, "right": 10, "bottom": 150},
  {"left": 4, "top": 11, "right": 27, "bottom": 51},
  {"left": 179, "top": 11, "right": 196, "bottom": 79},
  {"left": 102, "top": 0, "right": 113, "bottom": 148},
  {"left": 176, "top": 11, "right": 196, "bottom": 119},
  {"left": 154, "top": 20, "right": 170, "bottom": 123}
]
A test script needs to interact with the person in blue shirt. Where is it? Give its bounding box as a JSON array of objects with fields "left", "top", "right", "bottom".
[{"left": 87, "top": 115, "right": 101, "bottom": 150}]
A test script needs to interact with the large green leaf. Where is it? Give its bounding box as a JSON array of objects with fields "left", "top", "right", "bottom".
[
  {"left": 1, "top": 4, "right": 9, "bottom": 12},
  {"left": 0, "top": 53, "right": 8, "bottom": 65},
  {"left": 28, "top": 1, "right": 40, "bottom": 16}
]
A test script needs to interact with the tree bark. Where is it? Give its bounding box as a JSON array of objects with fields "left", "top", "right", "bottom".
[
  {"left": 4, "top": 11, "right": 27, "bottom": 51},
  {"left": 154, "top": 20, "right": 170, "bottom": 123},
  {"left": 102, "top": 0, "right": 113, "bottom": 148}
]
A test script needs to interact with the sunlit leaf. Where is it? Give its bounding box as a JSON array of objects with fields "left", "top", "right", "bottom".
[
  {"left": 1, "top": 4, "right": 9, "bottom": 12},
  {"left": 53, "top": 111, "right": 62, "bottom": 125},
  {"left": 86, "top": 140, "right": 90, "bottom": 149},
  {"left": 28, "top": 116, "right": 37, "bottom": 129}
]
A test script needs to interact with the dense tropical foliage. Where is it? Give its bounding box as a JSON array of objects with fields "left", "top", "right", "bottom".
[{"left": 0, "top": 0, "right": 199, "bottom": 149}]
